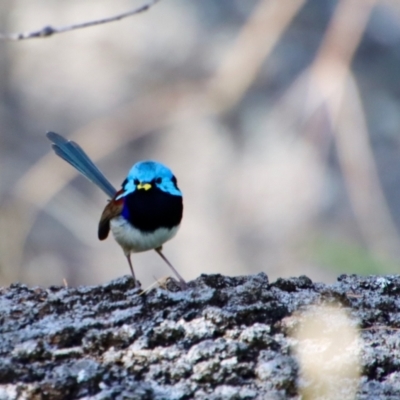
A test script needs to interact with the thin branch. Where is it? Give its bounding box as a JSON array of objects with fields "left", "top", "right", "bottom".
[{"left": 0, "top": 0, "right": 160, "bottom": 41}]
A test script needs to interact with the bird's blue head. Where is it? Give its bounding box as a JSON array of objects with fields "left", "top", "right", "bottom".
[{"left": 116, "top": 161, "right": 182, "bottom": 199}]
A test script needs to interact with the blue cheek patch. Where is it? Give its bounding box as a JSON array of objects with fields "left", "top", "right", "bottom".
[
  {"left": 116, "top": 180, "right": 136, "bottom": 200},
  {"left": 158, "top": 182, "right": 182, "bottom": 197}
]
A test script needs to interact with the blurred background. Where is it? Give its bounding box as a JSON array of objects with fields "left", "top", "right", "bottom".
[{"left": 0, "top": 0, "right": 400, "bottom": 287}]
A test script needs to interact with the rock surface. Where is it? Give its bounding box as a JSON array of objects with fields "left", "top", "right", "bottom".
[{"left": 0, "top": 273, "right": 399, "bottom": 399}]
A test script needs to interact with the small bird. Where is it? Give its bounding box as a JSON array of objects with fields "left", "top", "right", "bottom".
[{"left": 46, "top": 131, "right": 187, "bottom": 289}]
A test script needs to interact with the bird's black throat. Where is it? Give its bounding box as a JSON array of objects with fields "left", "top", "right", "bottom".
[{"left": 121, "top": 187, "right": 183, "bottom": 232}]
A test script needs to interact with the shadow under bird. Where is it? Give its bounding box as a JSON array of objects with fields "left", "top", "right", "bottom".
[{"left": 46, "top": 132, "right": 187, "bottom": 289}]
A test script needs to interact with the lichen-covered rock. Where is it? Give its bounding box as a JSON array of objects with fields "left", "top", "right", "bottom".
[{"left": 0, "top": 273, "right": 400, "bottom": 399}]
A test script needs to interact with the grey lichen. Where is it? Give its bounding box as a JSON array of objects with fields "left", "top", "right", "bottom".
[{"left": 0, "top": 273, "right": 399, "bottom": 399}]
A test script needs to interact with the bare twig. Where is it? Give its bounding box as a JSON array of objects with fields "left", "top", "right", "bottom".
[
  {"left": 139, "top": 276, "right": 171, "bottom": 295},
  {"left": 0, "top": 0, "right": 160, "bottom": 41},
  {"left": 362, "top": 325, "right": 400, "bottom": 331}
]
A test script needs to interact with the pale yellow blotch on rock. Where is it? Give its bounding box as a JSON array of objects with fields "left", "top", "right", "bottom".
[{"left": 287, "top": 304, "right": 361, "bottom": 400}]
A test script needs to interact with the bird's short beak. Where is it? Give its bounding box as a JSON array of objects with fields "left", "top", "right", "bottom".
[{"left": 137, "top": 182, "right": 152, "bottom": 191}]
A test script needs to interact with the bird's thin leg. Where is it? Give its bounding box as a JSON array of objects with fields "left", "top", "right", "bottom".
[
  {"left": 155, "top": 247, "right": 188, "bottom": 290},
  {"left": 126, "top": 253, "right": 140, "bottom": 288}
]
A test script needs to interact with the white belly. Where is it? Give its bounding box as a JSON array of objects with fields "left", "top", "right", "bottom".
[{"left": 110, "top": 216, "right": 179, "bottom": 254}]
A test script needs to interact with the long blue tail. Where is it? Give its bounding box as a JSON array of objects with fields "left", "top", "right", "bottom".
[{"left": 46, "top": 131, "right": 117, "bottom": 199}]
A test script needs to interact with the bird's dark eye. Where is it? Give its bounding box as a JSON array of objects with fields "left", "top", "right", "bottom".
[
  {"left": 155, "top": 177, "right": 162, "bottom": 184},
  {"left": 134, "top": 179, "right": 139, "bottom": 185}
]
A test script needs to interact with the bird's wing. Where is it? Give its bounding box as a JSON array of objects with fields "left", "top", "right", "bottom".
[{"left": 98, "top": 190, "right": 124, "bottom": 240}]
